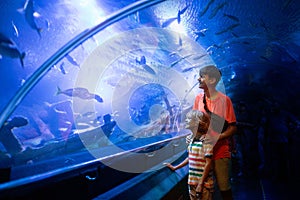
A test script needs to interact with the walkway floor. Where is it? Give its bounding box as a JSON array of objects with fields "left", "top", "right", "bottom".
[{"left": 219, "top": 174, "right": 295, "bottom": 200}]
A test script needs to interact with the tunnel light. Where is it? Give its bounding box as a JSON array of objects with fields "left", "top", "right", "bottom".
[
  {"left": 168, "top": 23, "right": 187, "bottom": 35},
  {"left": 71, "top": 0, "right": 106, "bottom": 27}
]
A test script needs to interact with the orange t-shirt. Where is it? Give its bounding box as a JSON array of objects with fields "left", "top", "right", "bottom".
[{"left": 193, "top": 92, "right": 236, "bottom": 160}]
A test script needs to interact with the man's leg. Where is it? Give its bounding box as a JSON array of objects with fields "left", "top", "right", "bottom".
[{"left": 214, "top": 158, "right": 233, "bottom": 200}]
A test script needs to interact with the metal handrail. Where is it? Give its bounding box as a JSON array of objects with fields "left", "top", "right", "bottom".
[
  {"left": 0, "top": 131, "right": 190, "bottom": 191},
  {"left": 0, "top": 0, "right": 166, "bottom": 129}
]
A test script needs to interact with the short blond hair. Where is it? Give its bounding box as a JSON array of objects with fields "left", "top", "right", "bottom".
[{"left": 186, "top": 110, "right": 210, "bottom": 135}]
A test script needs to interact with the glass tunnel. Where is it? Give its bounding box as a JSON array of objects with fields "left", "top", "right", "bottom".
[{"left": 0, "top": 0, "right": 300, "bottom": 199}]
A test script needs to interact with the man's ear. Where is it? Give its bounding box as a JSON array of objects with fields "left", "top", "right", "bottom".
[{"left": 208, "top": 77, "right": 217, "bottom": 85}]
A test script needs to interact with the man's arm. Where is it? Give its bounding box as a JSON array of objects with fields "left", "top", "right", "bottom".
[{"left": 218, "top": 124, "right": 237, "bottom": 140}]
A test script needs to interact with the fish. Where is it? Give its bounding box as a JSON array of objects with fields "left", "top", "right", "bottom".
[
  {"left": 259, "top": 18, "right": 270, "bottom": 32},
  {"left": 8, "top": 116, "right": 28, "bottom": 127},
  {"left": 199, "top": 0, "right": 215, "bottom": 17},
  {"left": 91, "top": 36, "right": 99, "bottom": 46},
  {"left": 45, "top": 19, "right": 50, "bottom": 31},
  {"left": 0, "top": 43, "right": 26, "bottom": 68},
  {"left": 66, "top": 54, "right": 80, "bottom": 67},
  {"left": 260, "top": 55, "right": 272, "bottom": 62},
  {"left": 181, "top": 64, "right": 202, "bottom": 73},
  {"left": 243, "top": 41, "right": 251, "bottom": 45},
  {"left": 195, "top": 31, "right": 205, "bottom": 39},
  {"left": 271, "top": 41, "right": 298, "bottom": 63},
  {"left": 181, "top": 67, "right": 194, "bottom": 73},
  {"left": 94, "top": 94, "right": 104, "bottom": 103},
  {"left": 161, "top": 17, "right": 177, "bottom": 28},
  {"left": 59, "top": 62, "right": 67, "bottom": 74},
  {"left": 136, "top": 55, "right": 146, "bottom": 65},
  {"left": 231, "top": 32, "right": 239, "bottom": 38},
  {"left": 169, "top": 52, "right": 177, "bottom": 57},
  {"left": 59, "top": 127, "right": 69, "bottom": 132},
  {"left": 223, "top": 13, "right": 240, "bottom": 22},
  {"left": 194, "top": 28, "right": 208, "bottom": 41},
  {"left": 170, "top": 58, "right": 182, "bottom": 68},
  {"left": 18, "top": 0, "right": 42, "bottom": 38},
  {"left": 193, "top": 53, "right": 208, "bottom": 60},
  {"left": 281, "top": 0, "right": 293, "bottom": 11},
  {"left": 53, "top": 107, "right": 67, "bottom": 114},
  {"left": 11, "top": 21, "right": 19, "bottom": 37},
  {"left": 136, "top": 56, "right": 156, "bottom": 75},
  {"left": 179, "top": 5, "right": 189, "bottom": 14},
  {"left": 0, "top": 33, "right": 14, "bottom": 45},
  {"left": 135, "top": 11, "right": 140, "bottom": 24},
  {"left": 177, "top": 5, "right": 189, "bottom": 24},
  {"left": 169, "top": 54, "right": 194, "bottom": 68},
  {"left": 206, "top": 44, "right": 221, "bottom": 52},
  {"left": 178, "top": 35, "right": 182, "bottom": 46},
  {"left": 56, "top": 86, "right": 103, "bottom": 103},
  {"left": 208, "top": 2, "right": 228, "bottom": 19},
  {"left": 21, "top": 79, "right": 26, "bottom": 85},
  {"left": 142, "top": 63, "right": 156, "bottom": 75},
  {"left": 162, "top": 5, "right": 189, "bottom": 28},
  {"left": 193, "top": 28, "right": 208, "bottom": 37},
  {"left": 215, "top": 23, "right": 240, "bottom": 35},
  {"left": 82, "top": 111, "right": 97, "bottom": 118}
]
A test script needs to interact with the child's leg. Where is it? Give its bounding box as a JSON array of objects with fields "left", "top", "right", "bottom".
[
  {"left": 188, "top": 185, "right": 199, "bottom": 200},
  {"left": 201, "top": 187, "right": 213, "bottom": 200}
]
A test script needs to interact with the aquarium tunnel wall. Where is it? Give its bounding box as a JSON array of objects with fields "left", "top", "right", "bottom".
[{"left": 0, "top": 0, "right": 300, "bottom": 199}]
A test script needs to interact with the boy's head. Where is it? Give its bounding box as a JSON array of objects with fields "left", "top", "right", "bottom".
[
  {"left": 198, "top": 65, "right": 222, "bottom": 89},
  {"left": 185, "top": 110, "right": 210, "bottom": 135}
]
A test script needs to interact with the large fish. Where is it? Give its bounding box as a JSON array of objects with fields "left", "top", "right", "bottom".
[
  {"left": 56, "top": 86, "right": 103, "bottom": 103},
  {"left": 177, "top": 5, "right": 189, "bottom": 24},
  {"left": 0, "top": 43, "right": 26, "bottom": 68},
  {"left": 0, "top": 33, "right": 14, "bottom": 45},
  {"left": 6, "top": 116, "right": 28, "bottom": 127},
  {"left": 18, "top": 0, "right": 42, "bottom": 38}
]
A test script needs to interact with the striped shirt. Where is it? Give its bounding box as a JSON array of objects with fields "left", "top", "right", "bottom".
[{"left": 188, "top": 138, "right": 213, "bottom": 186}]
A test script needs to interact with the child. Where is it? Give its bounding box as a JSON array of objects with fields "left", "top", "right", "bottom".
[{"left": 164, "top": 110, "right": 214, "bottom": 200}]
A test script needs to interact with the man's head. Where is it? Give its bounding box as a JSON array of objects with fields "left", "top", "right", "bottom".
[{"left": 198, "top": 65, "right": 222, "bottom": 90}]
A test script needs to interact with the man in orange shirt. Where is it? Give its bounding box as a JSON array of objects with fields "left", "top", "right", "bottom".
[{"left": 192, "top": 65, "right": 237, "bottom": 200}]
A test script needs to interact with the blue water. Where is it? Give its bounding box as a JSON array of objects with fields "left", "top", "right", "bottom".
[{"left": 0, "top": 0, "right": 300, "bottom": 179}]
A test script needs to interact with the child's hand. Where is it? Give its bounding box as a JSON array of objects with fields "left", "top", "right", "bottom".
[
  {"left": 196, "top": 184, "right": 203, "bottom": 194},
  {"left": 186, "top": 134, "right": 192, "bottom": 144},
  {"left": 163, "top": 163, "right": 176, "bottom": 171}
]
